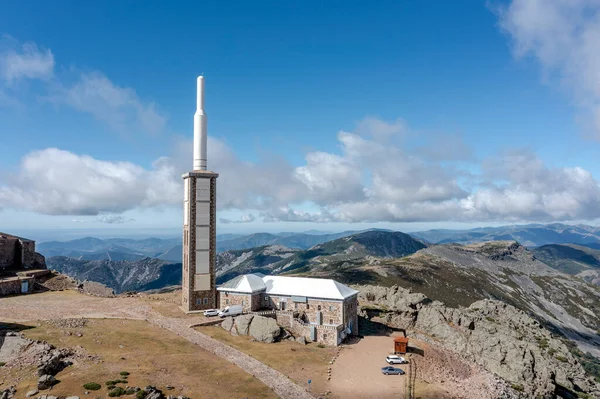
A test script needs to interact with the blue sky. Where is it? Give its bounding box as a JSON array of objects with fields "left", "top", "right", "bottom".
[{"left": 1, "top": 0, "right": 600, "bottom": 237}]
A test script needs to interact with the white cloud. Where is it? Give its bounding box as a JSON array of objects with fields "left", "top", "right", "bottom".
[
  {"left": 0, "top": 36, "right": 54, "bottom": 83},
  {"left": 97, "top": 215, "right": 135, "bottom": 224},
  {"left": 219, "top": 214, "right": 256, "bottom": 224},
  {"left": 497, "top": 0, "right": 600, "bottom": 138},
  {"left": 1, "top": 118, "right": 599, "bottom": 224},
  {"left": 0, "top": 148, "right": 180, "bottom": 215},
  {"left": 58, "top": 72, "right": 166, "bottom": 135},
  {"left": 0, "top": 36, "right": 166, "bottom": 135}
]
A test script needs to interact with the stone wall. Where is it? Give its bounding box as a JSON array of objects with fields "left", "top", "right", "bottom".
[
  {"left": 343, "top": 294, "right": 359, "bottom": 335},
  {"left": 0, "top": 277, "right": 33, "bottom": 296},
  {"left": 219, "top": 292, "right": 255, "bottom": 312},
  {"left": 265, "top": 295, "right": 343, "bottom": 326},
  {"left": 0, "top": 236, "right": 18, "bottom": 269},
  {"left": 0, "top": 233, "right": 45, "bottom": 272}
]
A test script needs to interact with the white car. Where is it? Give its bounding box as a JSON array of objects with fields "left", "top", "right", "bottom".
[
  {"left": 203, "top": 309, "right": 220, "bottom": 317},
  {"left": 386, "top": 355, "right": 407, "bottom": 364}
]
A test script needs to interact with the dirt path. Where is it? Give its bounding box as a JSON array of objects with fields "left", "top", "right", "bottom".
[{"left": 0, "top": 292, "right": 313, "bottom": 399}]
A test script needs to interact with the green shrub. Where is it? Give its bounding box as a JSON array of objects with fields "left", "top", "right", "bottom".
[
  {"left": 83, "top": 382, "right": 101, "bottom": 391},
  {"left": 511, "top": 383, "right": 524, "bottom": 392},
  {"left": 0, "top": 362, "right": 5, "bottom": 367},
  {"left": 108, "top": 387, "right": 127, "bottom": 397},
  {"left": 120, "top": 371, "right": 130, "bottom": 376},
  {"left": 135, "top": 390, "right": 146, "bottom": 399},
  {"left": 317, "top": 343, "right": 326, "bottom": 348},
  {"left": 106, "top": 380, "right": 117, "bottom": 386},
  {"left": 125, "top": 388, "right": 136, "bottom": 395},
  {"left": 555, "top": 356, "right": 568, "bottom": 363},
  {"left": 117, "top": 379, "right": 128, "bottom": 384},
  {"left": 485, "top": 317, "right": 496, "bottom": 323},
  {"left": 548, "top": 348, "right": 556, "bottom": 356}
]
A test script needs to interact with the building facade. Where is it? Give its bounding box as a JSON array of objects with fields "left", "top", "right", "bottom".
[
  {"left": 217, "top": 274, "right": 359, "bottom": 346},
  {"left": 0, "top": 233, "right": 48, "bottom": 297}
]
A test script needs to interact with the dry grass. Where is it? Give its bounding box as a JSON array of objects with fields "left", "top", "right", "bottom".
[
  {"left": 4, "top": 319, "right": 276, "bottom": 399},
  {"left": 138, "top": 290, "right": 188, "bottom": 318},
  {"left": 197, "top": 325, "right": 336, "bottom": 396}
]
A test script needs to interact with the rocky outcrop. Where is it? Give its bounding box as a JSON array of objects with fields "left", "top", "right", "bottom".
[
  {"left": 359, "top": 284, "right": 600, "bottom": 399},
  {"left": 248, "top": 316, "right": 281, "bottom": 343},
  {"left": 221, "top": 314, "right": 282, "bottom": 343},
  {"left": 37, "top": 375, "right": 56, "bottom": 390}
]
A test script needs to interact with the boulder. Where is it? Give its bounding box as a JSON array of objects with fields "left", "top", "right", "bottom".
[
  {"left": 37, "top": 375, "right": 56, "bottom": 390},
  {"left": 295, "top": 336, "right": 307, "bottom": 345},
  {"left": 221, "top": 317, "right": 234, "bottom": 332},
  {"left": 248, "top": 315, "right": 281, "bottom": 343},
  {"left": 26, "top": 390, "right": 39, "bottom": 398},
  {"left": 234, "top": 314, "right": 254, "bottom": 335}
]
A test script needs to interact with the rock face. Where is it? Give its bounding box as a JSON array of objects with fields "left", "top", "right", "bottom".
[
  {"left": 359, "top": 284, "right": 600, "bottom": 399},
  {"left": 234, "top": 314, "right": 254, "bottom": 335},
  {"left": 248, "top": 316, "right": 281, "bottom": 343},
  {"left": 221, "top": 314, "right": 282, "bottom": 343},
  {"left": 37, "top": 375, "right": 56, "bottom": 390}
]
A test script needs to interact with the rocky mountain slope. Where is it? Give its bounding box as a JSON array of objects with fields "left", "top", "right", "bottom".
[
  {"left": 215, "top": 229, "right": 378, "bottom": 252},
  {"left": 533, "top": 243, "right": 600, "bottom": 286},
  {"left": 262, "top": 239, "right": 600, "bottom": 359},
  {"left": 358, "top": 284, "right": 600, "bottom": 398},
  {"left": 215, "top": 230, "right": 426, "bottom": 281},
  {"left": 412, "top": 223, "right": 600, "bottom": 247},
  {"left": 38, "top": 237, "right": 181, "bottom": 260},
  {"left": 46, "top": 257, "right": 181, "bottom": 293},
  {"left": 216, "top": 245, "right": 299, "bottom": 283}
]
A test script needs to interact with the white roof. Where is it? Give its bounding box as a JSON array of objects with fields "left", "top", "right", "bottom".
[
  {"left": 263, "top": 275, "right": 358, "bottom": 300},
  {"left": 217, "top": 274, "right": 359, "bottom": 300},
  {"left": 217, "top": 274, "right": 266, "bottom": 293}
]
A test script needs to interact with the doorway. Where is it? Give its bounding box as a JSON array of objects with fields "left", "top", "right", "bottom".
[{"left": 21, "top": 280, "right": 29, "bottom": 293}]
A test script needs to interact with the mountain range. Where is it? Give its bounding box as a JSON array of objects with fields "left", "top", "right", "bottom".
[
  {"left": 44, "top": 229, "right": 600, "bottom": 361},
  {"left": 411, "top": 223, "right": 600, "bottom": 247}
]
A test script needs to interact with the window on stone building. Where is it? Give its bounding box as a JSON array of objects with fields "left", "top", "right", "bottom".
[
  {"left": 329, "top": 305, "right": 333, "bottom": 311},
  {"left": 329, "top": 319, "right": 333, "bottom": 324},
  {"left": 306, "top": 303, "right": 309, "bottom": 309},
  {"left": 242, "top": 300, "right": 245, "bottom": 306},
  {"left": 203, "top": 298, "right": 208, "bottom": 305},
  {"left": 317, "top": 305, "right": 321, "bottom": 311},
  {"left": 323, "top": 334, "right": 328, "bottom": 340},
  {"left": 226, "top": 299, "right": 230, "bottom": 305},
  {"left": 196, "top": 298, "right": 201, "bottom": 305}
]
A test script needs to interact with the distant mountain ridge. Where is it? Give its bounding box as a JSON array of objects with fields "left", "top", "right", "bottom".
[
  {"left": 46, "top": 256, "right": 181, "bottom": 293},
  {"left": 215, "top": 229, "right": 392, "bottom": 252},
  {"left": 216, "top": 230, "right": 426, "bottom": 283},
  {"left": 411, "top": 223, "right": 600, "bottom": 247}
]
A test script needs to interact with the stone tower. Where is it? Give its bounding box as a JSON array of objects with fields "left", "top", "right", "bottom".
[{"left": 181, "top": 76, "right": 218, "bottom": 313}]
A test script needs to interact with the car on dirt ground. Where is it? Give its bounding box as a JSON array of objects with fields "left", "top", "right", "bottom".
[
  {"left": 203, "top": 309, "right": 220, "bottom": 317},
  {"left": 385, "top": 355, "right": 408, "bottom": 364},
  {"left": 381, "top": 366, "right": 405, "bottom": 375}
]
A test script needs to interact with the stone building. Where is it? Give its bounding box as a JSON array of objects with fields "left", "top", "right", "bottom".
[
  {"left": 217, "top": 274, "right": 359, "bottom": 346},
  {"left": 0, "top": 233, "right": 47, "bottom": 296}
]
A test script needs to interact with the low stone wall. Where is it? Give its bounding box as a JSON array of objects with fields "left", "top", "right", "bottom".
[{"left": 0, "top": 277, "right": 32, "bottom": 296}]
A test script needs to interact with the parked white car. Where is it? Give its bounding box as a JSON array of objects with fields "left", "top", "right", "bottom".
[
  {"left": 203, "top": 309, "right": 220, "bottom": 317},
  {"left": 386, "top": 355, "right": 407, "bottom": 364}
]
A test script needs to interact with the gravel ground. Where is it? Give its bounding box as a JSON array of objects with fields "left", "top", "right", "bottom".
[{"left": 0, "top": 291, "right": 313, "bottom": 399}]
